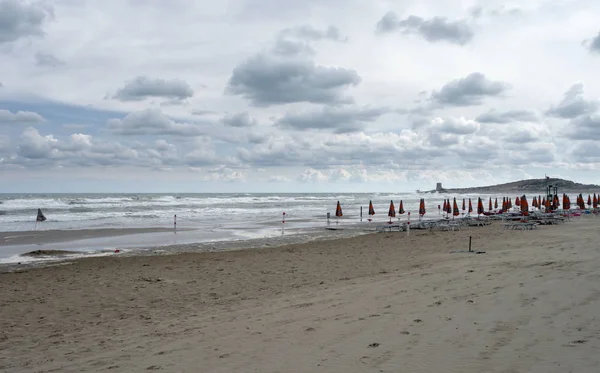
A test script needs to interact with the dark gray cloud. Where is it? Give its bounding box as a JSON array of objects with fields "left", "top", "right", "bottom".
[
  {"left": 572, "top": 142, "right": 600, "bottom": 162},
  {"left": 0, "top": 109, "right": 45, "bottom": 124},
  {"left": 590, "top": 32, "right": 600, "bottom": 53},
  {"left": 0, "top": 0, "right": 52, "bottom": 44},
  {"left": 279, "top": 25, "right": 346, "bottom": 42},
  {"left": 376, "top": 12, "right": 474, "bottom": 45},
  {"left": 567, "top": 115, "right": 600, "bottom": 140},
  {"left": 112, "top": 76, "right": 194, "bottom": 102},
  {"left": 107, "top": 108, "right": 205, "bottom": 136},
  {"left": 191, "top": 109, "right": 217, "bottom": 116},
  {"left": 276, "top": 106, "right": 389, "bottom": 133},
  {"left": 222, "top": 112, "right": 257, "bottom": 127},
  {"left": 35, "top": 52, "right": 65, "bottom": 67},
  {"left": 545, "top": 83, "right": 598, "bottom": 119},
  {"left": 431, "top": 73, "right": 510, "bottom": 106},
  {"left": 226, "top": 54, "right": 361, "bottom": 106},
  {"left": 476, "top": 109, "right": 538, "bottom": 123}
]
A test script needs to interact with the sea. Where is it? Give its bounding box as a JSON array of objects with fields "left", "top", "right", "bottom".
[{"left": 0, "top": 192, "right": 550, "bottom": 265}]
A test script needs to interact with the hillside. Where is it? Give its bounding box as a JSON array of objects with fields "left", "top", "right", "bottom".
[{"left": 423, "top": 178, "right": 600, "bottom": 194}]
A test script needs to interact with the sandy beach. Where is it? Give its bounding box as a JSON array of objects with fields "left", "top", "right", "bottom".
[{"left": 1, "top": 217, "right": 599, "bottom": 372}]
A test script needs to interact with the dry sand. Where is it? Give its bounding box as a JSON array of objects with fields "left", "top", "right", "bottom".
[{"left": 1, "top": 217, "right": 600, "bottom": 372}]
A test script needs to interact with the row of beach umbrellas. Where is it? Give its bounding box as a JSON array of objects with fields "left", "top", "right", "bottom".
[{"left": 334, "top": 193, "right": 600, "bottom": 219}]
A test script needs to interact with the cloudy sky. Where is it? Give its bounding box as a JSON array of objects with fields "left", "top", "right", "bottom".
[{"left": 1, "top": 0, "right": 600, "bottom": 193}]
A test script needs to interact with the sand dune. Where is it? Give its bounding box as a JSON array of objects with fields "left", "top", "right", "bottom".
[{"left": 1, "top": 218, "right": 599, "bottom": 372}]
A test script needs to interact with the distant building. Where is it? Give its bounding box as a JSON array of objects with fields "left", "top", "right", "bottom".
[{"left": 436, "top": 182, "right": 443, "bottom": 191}]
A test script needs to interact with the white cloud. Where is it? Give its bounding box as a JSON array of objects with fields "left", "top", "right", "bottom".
[{"left": 0, "top": 109, "right": 45, "bottom": 124}]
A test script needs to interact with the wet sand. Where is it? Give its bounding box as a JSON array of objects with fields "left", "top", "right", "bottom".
[
  {"left": 0, "top": 227, "right": 184, "bottom": 246},
  {"left": 1, "top": 217, "right": 599, "bottom": 372}
]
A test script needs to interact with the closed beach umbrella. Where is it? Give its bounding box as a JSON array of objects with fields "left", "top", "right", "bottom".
[
  {"left": 593, "top": 194, "right": 598, "bottom": 209},
  {"left": 488, "top": 197, "right": 492, "bottom": 211},
  {"left": 494, "top": 198, "right": 498, "bottom": 209},
  {"left": 443, "top": 199, "right": 447, "bottom": 213},
  {"left": 398, "top": 200, "right": 405, "bottom": 214},
  {"left": 36, "top": 208, "right": 47, "bottom": 222},
  {"left": 562, "top": 194, "right": 568, "bottom": 211},
  {"left": 587, "top": 195, "right": 592, "bottom": 207},
  {"left": 468, "top": 198, "right": 473, "bottom": 213},
  {"left": 419, "top": 198, "right": 426, "bottom": 216},
  {"left": 477, "top": 197, "right": 484, "bottom": 216},
  {"left": 554, "top": 195, "right": 560, "bottom": 210},
  {"left": 462, "top": 198, "right": 466, "bottom": 211},
  {"left": 520, "top": 195, "right": 529, "bottom": 216},
  {"left": 515, "top": 196, "right": 521, "bottom": 207},
  {"left": 533, "top": 196, "right": 538, "bottom": 208},
  {"left": 388, "top": 200, "right": 396, "bottom": 223},
  {"left": 335, "top": 201, "right": 343, "bottom": 217},
  {"left": 367, "top": 200, "right": 375, "bottom": 222},
  {"left": 502, "top": 197, "right": 506, "bottom": 212},
  {"left": 368, "top": 200, "right": 375, "bottom": 216},
  {"left": 452, "top": 197, "right": 459, "bottom": 218}
]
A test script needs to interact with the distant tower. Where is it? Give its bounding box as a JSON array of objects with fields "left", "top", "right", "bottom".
[{"left": 436, "top": 182, "right": 443, "bottom": 191}]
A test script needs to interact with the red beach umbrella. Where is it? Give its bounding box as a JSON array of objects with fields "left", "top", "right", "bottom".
[
  {"left": 515, "top": 196, "right": 521, "bottom": 207},
  {"left": 593, "top": 194, "right": 598, "bottom": 209},
  {"left": 452, "top": 197, "right": 460, "bottom": 217},
  {"left": 488, "top": 197, "right": 492, "bottom": 211},
  {"left": 388, "top": 200, "right": 395, "bottom": 223},
  {"left": 494, "top": 198, "right": 498, "bottom": 209},
  {"left": 443, "top": 199, "right": 447, "bottom": 213},
  {"left": 419, "top": 198, "right": 426, "bottom": 216},
  {"left": 520, "top": 195, "right": 529, "bottom": 216},
  {"left": 462, "top": 198, "right": 466, "bottom": 211},
  {"left": 335, "top": 201, "right": 343, "bottom": 217},
  {"left": 477, "top": 197, "right": 484, "bottom": 215},
  {"left": 587, "top": 194, "right": 592, "bottom": 207},
  {"left": 468, "top": 198, "right": 473, "bottom": 213},
  {"left": 399, "top": 200, "right": 405, "bottom": 214},
  {"left": 368, "top": 200, "right": 375, "bottom": 216}
]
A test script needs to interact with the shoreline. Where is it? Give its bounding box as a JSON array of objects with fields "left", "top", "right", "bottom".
[{"left": 1, "top": 218, "right": 599, "bottom": 372}]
